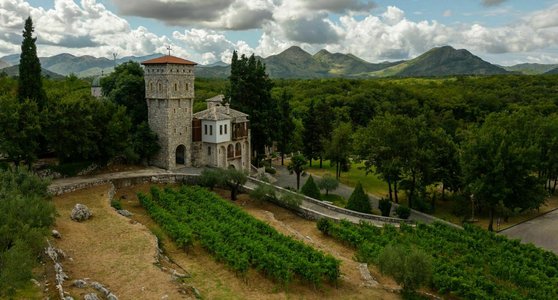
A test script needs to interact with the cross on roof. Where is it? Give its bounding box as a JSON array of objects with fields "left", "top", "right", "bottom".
[{"left": 166, "top": 45, "right": 172, "bottom": 56}]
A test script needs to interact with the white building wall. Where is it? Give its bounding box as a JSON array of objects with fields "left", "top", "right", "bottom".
[{"left": 202, "top": 120, "right": 230, "bottom": 144}]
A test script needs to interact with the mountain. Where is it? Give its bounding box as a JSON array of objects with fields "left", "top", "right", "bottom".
[
  {"left": 0, "top": 59, "right": 9, "bottom": 69},
  {"left": 313, "top": 49, "right": 403, "bottom": 77},
  {"left": 0, "top": 64, "right": 64, "bottom": 79},
  {"left": 545, "top": 67, "right": 558, "bottom": 75},
  {"left": 263, "top": 46, "right": 330, "bottom": 78},
  {"left": 503, "top": 63, "right": 558, "bottom": 75},
  {"left": 373, "top": 46, "right": 508, "bottom": 77},
  {"left": 196, "top": 65, "right": 230, "bottom": 78}
]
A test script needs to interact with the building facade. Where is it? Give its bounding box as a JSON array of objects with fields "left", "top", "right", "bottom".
[{"left": 142, "top": 55, "right": 251, "bottom": 171}]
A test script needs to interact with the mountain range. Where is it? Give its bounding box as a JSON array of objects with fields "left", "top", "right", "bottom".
[{"left": 2, "top": 46, "right": 558, "bottom": 79}]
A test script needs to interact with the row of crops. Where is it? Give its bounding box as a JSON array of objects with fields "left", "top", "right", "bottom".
[
  {"left": 138, "top": 186, "right": 340, "bottom": 286},
  {"left": 317, "top": 219, "right": 558, "bottom": 299}
]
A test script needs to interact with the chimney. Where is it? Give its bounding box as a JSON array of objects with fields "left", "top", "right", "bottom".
[{"left": 225, "top": 103, "right": 230, "bottom": 114}]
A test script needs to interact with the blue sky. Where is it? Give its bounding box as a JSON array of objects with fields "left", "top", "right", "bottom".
[{"left": 5, "top": 0, "right": 558, "bottom": 65}]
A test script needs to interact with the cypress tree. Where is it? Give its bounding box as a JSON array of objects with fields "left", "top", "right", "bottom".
[
  {"left": 301, "top": 175, "right": 321, "bottom": 199},
  {"left": 346, "top": 182, "right": 371, "bottom": 213},
  {"left": 18, "top": 17, "right": 46, "bottom": 108}
]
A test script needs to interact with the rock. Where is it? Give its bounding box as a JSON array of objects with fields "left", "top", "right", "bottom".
[
  {"left": 117, "top": 209, "right": 133, "bottom": 217},
  {"left": 191, "top": 287, "right": 202, "bottom": 299},
  {"left": 71, "top": 204, "right": 92, "bottom": 222},
  {"left": 172, "top": 269, "right": 189, "bottom": 279},
  {"left": 73, "top": 279, "right": 87, "bottom": 288},
  {"left": 30, "top": 278, "right": 41, "bottom": 287},
  {"left": 64, "top": 297, "right": 74, "bottom": 300},
  {"left": 52, "top": 229, "right": 62, "bottom": 239},
  {"left": 84, "top": 293, "right": 99, "bottom": 300},
  {"left": 107, "top": 293, "right": 118, "bottom": 300},
  {"left": 91, "top": 282, "right": 110, "bottom": 296}
]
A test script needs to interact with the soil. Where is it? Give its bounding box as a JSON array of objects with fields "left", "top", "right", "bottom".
[{"left": 52, "top": 183, "right": 401, "bottom": 300}]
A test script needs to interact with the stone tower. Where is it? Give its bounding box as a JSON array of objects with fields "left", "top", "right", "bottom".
[{"left": 141, "top": 55, "right": 197, "bottom": 169}]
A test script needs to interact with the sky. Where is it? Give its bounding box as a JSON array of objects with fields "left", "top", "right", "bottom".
[{"left": 2, "top": 0, "right": 558, "bottom": 66}]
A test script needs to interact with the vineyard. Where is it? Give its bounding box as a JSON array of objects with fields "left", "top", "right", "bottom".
[
  {"left": 138, "top": 186, "right": 340, "bottom": 286},
  {"left": 317, "top": 219, "right": 558, "bottom": 299}
]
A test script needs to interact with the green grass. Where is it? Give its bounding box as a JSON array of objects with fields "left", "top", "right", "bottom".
[
  {"left": 306, "top": 160, "right": 388, "bottom": 197},
  {"left": 321, "top": 193, "right": 346, "bottom": 207}
]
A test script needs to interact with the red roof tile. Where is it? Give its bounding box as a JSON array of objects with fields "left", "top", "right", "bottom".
[{"left": 141, "top": 55, "right": 197, "bottom": 66}]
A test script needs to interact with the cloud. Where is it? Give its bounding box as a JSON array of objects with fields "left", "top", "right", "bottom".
[
  {"left": 481, "top": 0, "right": 508, "bottom": 7},
  {"left": 443, "top": 10, "right": 452, "bottom": 17},
  {"left": 300, "top": 0, "right": 376, "bottom": 13}
]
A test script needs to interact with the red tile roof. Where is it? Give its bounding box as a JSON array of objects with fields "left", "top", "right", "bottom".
[{"left": 141, "top": 55, "right": 197, "bottom": 66}]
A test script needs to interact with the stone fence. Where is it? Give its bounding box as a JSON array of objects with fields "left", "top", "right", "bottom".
[{"left": 247, "top": 177, "right": 415, "bottom": 225}]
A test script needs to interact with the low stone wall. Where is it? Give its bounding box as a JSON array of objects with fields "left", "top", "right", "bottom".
[
  {"left": 48, "top": 173, "right": 200, "bottom": 196},
  {"left": 248, "top": 177, "right": 415, "bottom": 225}
]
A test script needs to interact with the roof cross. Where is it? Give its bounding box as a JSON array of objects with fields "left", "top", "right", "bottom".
[{"left": 166, "top": 45, "right": 172, "bottom": 56}]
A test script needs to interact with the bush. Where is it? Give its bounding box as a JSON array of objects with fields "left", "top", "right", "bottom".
[
  {"left": 265, "top": 166, "right": 276, "bottom": 174},
  {"left": 378, "top": 244, "right": 432, "bottom": 292},
  {"left": 111, "top": 199, "right": 122, "bottom": 210},
  {"left": 378, "top": 198, "right": 392, "bottom": 217},
  {"left": 396, "top": 205, "right": 411, "bottom": 219},
  {"left": 278, "top": 192, "right": 303, "bottom": 209},
  {"left": 346, "top": 182, "right": 371, "bottom": 213},
  {"left": 199, "top": 168, "right": 223, "bottom": 190},
  {"left": 301, "top": 175, "right": 321, "bottom": 199},
  {"left": 249, "top": 183, "right": 277, "bottom": 203},
  {"left": 317, "top": 174, "right": 339, "bottom": 196}
]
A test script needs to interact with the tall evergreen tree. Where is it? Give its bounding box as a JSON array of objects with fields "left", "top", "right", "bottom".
[
  {"left": 277, "top": 89, "right": 295, "bottom": 165},
  {"left": 228, "top": 51, "right": 276, "bottom": 163},
  {"left": 18, "top": 17, "right": 46, "bottom": 108},
  {"left": 302, "top": 99, "right": 320, "bottom": 166},
  {"left": 314, "top": 98, "right": 334, "bottom": 168}
]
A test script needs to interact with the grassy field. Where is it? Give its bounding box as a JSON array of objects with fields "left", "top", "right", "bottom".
[{"left": 305, "top": 160, "right": 388, "bottom": 197}]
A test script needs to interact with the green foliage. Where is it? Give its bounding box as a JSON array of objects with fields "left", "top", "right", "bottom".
[
  {"left": 47, "top": 161, "right": 92, "bottom": 177},
  {"left": 278, "top": 192, "right": 303, "bottom": 210},
  {"left": 317, "top": 174, "right": 339, "bottom": 196},
  {"left": 0, "top": 169, "right": 54, "bottom": 296},
  {"left": 111, "top": 199, "right": 122, "bottom": 210},
  {"left": 318, "top": 220, "right": 558, "bottom": 299},
  {"left": 346, "top": 182, "right": 371, "bottom": 213},
  {"left": 222, "top": 168, "right": 248, "bottom": 200},
  {"left": 101, "top": 61, "right": 146, "bottom": 124},
  {"left": 378, "top": 244, "right": 432, "bottom": 292},
  {"left": 301, "top": 175, "right": 321, "bottom": 199},
  {"left": 276, "top": 89, "right": 296, "bottom": 164},
  {"left": 199, "top": 168, "right": 224, "bottom": 190},
  {"left": 249, "top": 183, "right": 277, "bottom": 203},
  {"left": 288, "top": 154, "right": 307, "bottom": 190},
  {"left": 228, "top": 51, "right": 276, "bottom": 162},
  {"left": 324, "top": 122, "right": 353, "bottom": 179},
  {"left": 140, "top": 186, "right": 339, "bottom": 285},
  {"left": 378, "top": 198, "right": 392, "bottom": 217},
  {"left": 396, "top": 206, "right": 411, "bottom": 219},
  {"left": 18, "top": 17, "right": 46, "bottom": 107}
]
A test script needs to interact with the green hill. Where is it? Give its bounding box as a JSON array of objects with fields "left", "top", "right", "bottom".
[
  {"left": 0, "top": 64, "right": 64, "bottom": 79},
  {"left": 264, "top": 46, "right": 330, "bottom": 78},
  {"left": 375, "top": 46, "right": 508, "bottom": 77},
  {"left": 0, "top": 59, "right": 9, "bottom": 70},
  {"left": 503, "top": 63, "right": 558, "bottom": 75},
  {"left": 313, "top": 49, "right": 403, "bottom": 77},
  {"left": 545, "top": 67, "right": 558, "bottom": 75}
]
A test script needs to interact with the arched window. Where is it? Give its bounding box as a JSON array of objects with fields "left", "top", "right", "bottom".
[
  {"left": 174, "top": 83, "right": 178, "bottom": 91},
  {"left": 235, "top": 143, "right": 241, "bottom": 156},
  {"left": 227, "top": 144, "right": 234, "bottom": 158}
]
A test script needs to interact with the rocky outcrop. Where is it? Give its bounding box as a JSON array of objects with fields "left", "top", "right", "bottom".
[{"left": 71, "top": 204, "right": 92, "bottom": 222}]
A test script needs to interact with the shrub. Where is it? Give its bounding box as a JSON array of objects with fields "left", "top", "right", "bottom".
[
  {"left": 278, "top": 192, "right": 303, "bottom": 209},
  {"left": 199, "top": 168, "right": 223, "bottom": 190},
  {"left": 301, "top": 175, "right": 321, "bottom": 199},
  {"left": 378, "top": 244, "right": 432, "bottom": 292},
  {"left": 317, "top": 174, "right": 339, "bottom": 196},
  {"left": 265, "top": 166, "right": 276, "bottom": 174},
  {"left": 378, "top": 198, "right": 392, "bottom": 217},
  {"left": 249, "top": 183, "right": 277, "bottom": 203},
  {"left": 111, "top": 199, "right": 122, "bottom": 210},
  {"left": 396, "top": 205, "right": 411, "bottom": 219},
  {"left": 346, "top": 182, "right": 371, "bottom": 213}
]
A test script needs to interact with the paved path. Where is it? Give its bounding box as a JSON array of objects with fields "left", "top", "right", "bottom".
[
  {"left": 272, "top": 165, "right": 446, "bottom": 225},
  {"left": 500, "top": 209, "right": 558, "bottom": 254}
]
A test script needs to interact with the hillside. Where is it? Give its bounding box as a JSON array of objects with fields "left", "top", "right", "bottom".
[
  {"left": 0, "top": 59, "right": 9, "bottom": 69},
  {"left": 374, "top": 46, "right": 508, "bottom": 77},
  {"left": 313, "top": 49, "right": 403, "bottom": 77},
  {"left": 264, "top": 46, "right": 330, "bottom": 78},
  {"left": 545, "top": 67, "right": 558, "bottom": 75},
  {"left": 504, "top": 63, "right": 558, "bottom": 75},
  {"left": 0, "top": 64, "right": 64, "bottom": 79}
]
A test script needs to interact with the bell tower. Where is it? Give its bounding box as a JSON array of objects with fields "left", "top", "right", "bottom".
[{"left": 142, "top": 55, "right": 197, "bottom": 169}]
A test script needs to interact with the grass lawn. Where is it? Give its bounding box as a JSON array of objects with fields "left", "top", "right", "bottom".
[{"left": 305, "top": 159, "right": 388, "bottom": 197}]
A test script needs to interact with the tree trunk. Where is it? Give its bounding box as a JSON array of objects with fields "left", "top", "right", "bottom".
[
  {"left": 335, "top": 161, "right": 340, "bottom": 180},
  {"left": 394, "top": 180, "right": 399, "bottom": 203},
  {"left": 488, "top": 206, "right": 495, "bottom": 232},
  {"left": 231, "top": 188, "right": 237, "bottom": 201},
  {"left": 553, "top": 177, "right": 557, "bottom": 194},
  {"left": 281, "top": 152, "right": 284, "bottom": 166},
  {"left": 296, "top": 173, "right": 301, "bottom": 190},
  {"left": 319, "top": 156, "right": 323, "bottom": 168},
  {"left": 409, "top": 171, "right": 416, "bottom": 209},
  {"left": 387, "top": 177, "right": 393, "bottom": 202},
  {"left": 441, "top": 184, "right": 446, "bottom": 201}
]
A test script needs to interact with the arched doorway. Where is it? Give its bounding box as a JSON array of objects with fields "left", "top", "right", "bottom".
[{"left": 176, "top": 145, "right": 186, "bottom": 165}]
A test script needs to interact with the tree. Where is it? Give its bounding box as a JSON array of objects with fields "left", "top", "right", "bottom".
[
  {"left": 325, "top": 122, "right": 353, "bottom": 179},
  {"left": 378, "top": 244, "right": 432, "bottom": 293},
  {"left": 462, "top": 111, "right": 546, "bottom": 231},
  {"left": 0, "top": 96, "right": 41, "bottom": 167},
  {"left": 199, "top": 168, "right": 224, "bottom": 190},
  {"left": 228, "top": 51, "right": 276, "bottom": 163},
  {"left": 317, "top": 174, "right": 339, "bottom": 196},
  {"left": 314, "top": 98, "right": 335, "bottom": 168},
  {"left": 378, "top": 198, "right": 392, "bottom": 217},
  {"left": 288, "top": 154, "right": 307, "bottom": 190},
  {"left": 222, "top": 168, "right": 248, "bottom": 201},
  {"left": 302, "top": 100, "right": 320, "bottom": 166},
  {"left": 346, "top": 182, "right": 371, "bottom": 213},
  {"left": 101, "top": 61, "right": 146, "bottom": 124},
  {"left": 276, "top": 89, "right": 295, "bottom": 165},
  {"left": 18, "top": 17, "right": 46, "bottom": 108},
  {"left": 301, "top": 175, "right": 321, "bottom": 199}
]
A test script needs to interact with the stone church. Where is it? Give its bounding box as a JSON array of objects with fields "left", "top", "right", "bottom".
[{"left": 141, "top": 55, "right": 251, "bottom": 171}]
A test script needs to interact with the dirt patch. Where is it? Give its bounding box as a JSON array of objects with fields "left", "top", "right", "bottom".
[
  {"left": 52, "top": 184, "right": 191, "bottom": 299},
  {"left": 117, "top": 184, "right": 401, "bottom": 300}
]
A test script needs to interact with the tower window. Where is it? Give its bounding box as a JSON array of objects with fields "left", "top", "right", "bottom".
[
  {"left": 158, "top": 83, "right": 162, "bottom": 91},
  {"left": 150, "top": 82, "right": 153, "bottom": 91},
  {"left": 185, "top": 83, "right": 189, "bottom": 91},
  {"left": 174, "top": 83, "right": 178, "bottom": 91}
]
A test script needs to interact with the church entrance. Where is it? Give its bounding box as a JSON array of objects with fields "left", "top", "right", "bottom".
[{"left": 176, "top": 145, "right": 186, "bottom": 165}]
